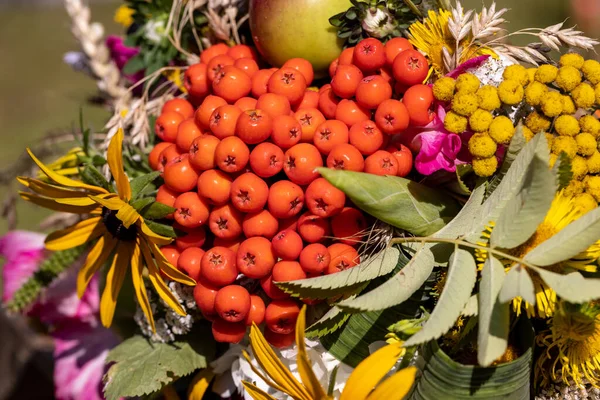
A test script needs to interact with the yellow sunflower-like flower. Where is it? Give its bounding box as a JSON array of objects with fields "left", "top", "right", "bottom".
[
  {"left": 242, "top": 306, "right": 417, "bottom": 400},
  {"left": 38, "top": 147, "right": 85, "bottom": 179},
  {"left": 536, "top": 302, "right": 600, "bottom": 388},
  {"left": 18, "top": 129, "right": 195, "bottom": 330},
  {"left": 114, "top": 5, "right": 135, "bottom": 28}
]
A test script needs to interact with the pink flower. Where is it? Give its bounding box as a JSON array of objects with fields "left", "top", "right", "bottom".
[
  {"left": 406, "top": 106, "right": 470, "bottom": 175},
  {"left": 0, "top": 230, "right": 45, "bottom": 302},
  {"left": 446, "top": 55, "right": 490, "bottom": 78},
  {"left": 105, "top": 35, "right": 144, "bottom": 84}
]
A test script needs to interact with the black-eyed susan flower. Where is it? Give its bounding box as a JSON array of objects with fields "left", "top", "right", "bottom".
[
  {"left": 242, "top": 306, "right": 417, "bottom": 400},
  {"left": 38, "top": 147, "right": 85, "bottom": 179},
  {"left": 17, "top": 129, "right": 195, "bottom": 330},
  {"left": 535, "top": 64, "right": 558, "bottom": 84},
  {"left": 536, "top": 302, "right": 600, "bottom": 388},
  {"left": 555, "top": 66, "right": 582, "bottom": 92}
]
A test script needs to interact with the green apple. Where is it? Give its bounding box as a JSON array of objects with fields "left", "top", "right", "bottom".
[{"left": 249, "top": 0, "right": 351, "bottom": 77}]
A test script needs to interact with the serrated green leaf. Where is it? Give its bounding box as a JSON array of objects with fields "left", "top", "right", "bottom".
[
  {"left": 306, "top": 306, "right": 351, "bottom": 338},
  {"left": 490, "top": 155, "right": 556, "bottom": 249},
  {"left": 144, "top": 220, "right": 177, "bottom": 238},
  {"left": 529, "top": 266, "right": 600, "bottom": 303},
  {"left": 486, "top": 124, "right": 527, "bottom": 199},
  {"left": 277, "top": 247, "right": 399, "bottom": 299},
  {"left": 469, "top": 130, "right": 548, "bottom": 241},
  {"left": 318, "top": 168, "right": 459, "bottom": 236},
  {"left": 435, "top": 183, "right": 486, "bottom": 240},
  {"left": 524, "top": 206, "right": 600, "bottom": 266},
  {"left": 130, "top": 171, "right": 161, "bottom": 199},
  {"left": 130, "top": 198, "right": 155, "bottom": 212},
  {"left": 80, "top": 165, "right": 110, "bottom": 191},
  {"left": 554, "top": 152, "right": 573, "bottom": 190},
  {"left": 404, "top": 249, "right": 477, "bottom": 347},
  {"left": 478, "top": 256, "right": 509, "bottom": 366},
  {"left": 337, "top": 244, "right": 434, "bottom": 312},
  {"left": 141, "top": 202, "right": 176, "bottom": 220},
  {"left": 123, "top": 54, "right": 145, "bottom": 75},
  {"left": 104, "top": 330, "right": 215, "bottom": 400},
  {"left": 498, "top": 264, "right": 535, "bottom": 304},
  {"left": 462, "top": 294, "right": 478, "bottom": 317}
]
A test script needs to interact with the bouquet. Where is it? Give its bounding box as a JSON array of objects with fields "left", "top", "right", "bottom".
[{"left": 4, "top": 0, "right": 600, "bottom": 399}]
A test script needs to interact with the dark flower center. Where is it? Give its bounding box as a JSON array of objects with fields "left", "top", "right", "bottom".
[{"left": 102, "top": 207, "right": 137, "bottom": 241}]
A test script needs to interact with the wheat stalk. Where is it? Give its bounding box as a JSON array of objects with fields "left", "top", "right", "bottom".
[
  {"left": 471, "top": 2, "right": 507, "bottom": 42},
  {"left": 64, "top": 0, "right": 130, "bottom": 102}
]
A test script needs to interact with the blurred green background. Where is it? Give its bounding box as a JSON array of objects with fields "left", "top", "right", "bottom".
[{"left": 0, "top": 0, "right": 584, "bottom": 235}]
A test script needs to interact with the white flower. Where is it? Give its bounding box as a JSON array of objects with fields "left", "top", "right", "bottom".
[
  {"left": 144, "top": 19, "right": 167, "bottom": 44},
  {"left": 211, "top": 338, "right": 354, "bottom": 400},
  {"left": 466, "top": 54, "right": 513, "bottom": 87},
  {"left": 361, "top": 7, "right": 395, "bottom": 39}
]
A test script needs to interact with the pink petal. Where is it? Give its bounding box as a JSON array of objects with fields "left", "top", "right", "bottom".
[
  {"left": 446, "top": 55, "right": 491, "bottom": 78},
  {"left": 412, "top": 131, "right": 463, "bottom": 175},
  {"left": 53, "top": 320, "right": 120, "bottom": 400},
  {"left": 0, "top": 231, "right": 45, "bottom": 302}
]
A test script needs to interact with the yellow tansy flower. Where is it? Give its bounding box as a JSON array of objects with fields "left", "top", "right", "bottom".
[
  {"left": 562, "top": 95, "right": 576, "bottom": 115},
  {"left": 587, "top": 151, "right": 600, "bottom": 173},
  {"left": 503, "top": 64, "right": 529, "bottom": 86},
  {"left": 488, "top": 116, "right": 515, "bottom": 144},
  {"left": 468, "top": 133, "right": 497, "bottom": 158},
  {"left": 468, "top": 109, "right": 493, "bottom": 132},
  {"left": 559, "top": 53, "right": 585, "bottom": 69},
  {"left": 571, "top": 155, "right": 589, "bottom": 180},
  {"left": 527, "top": 67, "right": 538, "bottom": 82},
  {"left": 572, "top": 83, "right": 595, "bottom": 109},
  {"left": 455, "top": 73, "right": 481, "bottom": 93},
  {"left": 444, "top": 110, "right": 468, "bottom": 133},
  {"left": 535, "top": 64, "right": 558, "bottom": 83},
  {"left": 472, "top": 156, "right": 498, "bottom": 177},
  {"left": 524, "top": 81, "right": 547, "bottom": 107},
  {"left": 526, "top": 111, "right": 551, "bottom": 133},
  {"left": 583, "top": 59, "right": 600, "bottom": 85},
  {"left": 552, "top": 136, "right": 578, "bottom": 158},
  {"left": 580, "top": 115, "right": 600, "bottom": 137},
  {"left": 523, "top": 126, "right": 535, "bottom": 142},
  {"left": 554, "top": 115, "right": 580, "bottom": 137},
  {"left": 576, "top": 132, "right": 597, "bottom": 156},
  {"left": 432, "top": 77, "right": 455, "bottom": 101},
  {"left": 451, "top": 92, "right": 479, "bottom": 116},
  {"left": 498, "top": 79, "right": 524, "bottom": 105},
  {"left": 574, "top": 193, "right": 597, "bottom": 213},
  {"left": 555, "top": 66, "right": 582, "bottom": 92},
  {"left": 587, "top": 176, "right": 600, "bottom": 202},
  {"left": 476, "top": 85, "right": 501, "bottom": 111},
  {"left": 541, "top": 91, "right": 564, "bottom": 118},
  {"left": 564, "top": 179, "right": 584, "bottom": 197},
  {"left": 114, "top": 5, "right": 135, "bottom": 28}
]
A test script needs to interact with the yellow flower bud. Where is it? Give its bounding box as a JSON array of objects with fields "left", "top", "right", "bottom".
[
  {"left": 579, "top": 115, "right": 600, "bottom": 138},
  {"left": 586, "top": 151, "right": 600, "bottom": 173},
  {"left": 559, "top": 53, "right": 585, "bottom": 69},
  {"left": 571, "top": 155, "right": 589, "bottom": 180},
  {"left": 468, "top": 133, "right": 497, "bottom": 158},
  {"left": 571, "top": 83, "right": 595, "bottom": 109},
  {"left": 524, "top": 81, "right": 547, "bottom": 107},
  {"left": 469, "top": 109, "right": 494, "bottom": 132},
  {"left": 503, "top": 65, "right": 530, "bottom": 86},
  {"left": 498, "top": 79, "right": 524, "bottom": 105},
  {"left": 574, "top": 193, "right": 597, "bottom": 214},
  {"left": 488, "top": 116, "right": 515, "bottom": 144},
  {"left": 432, "top": 77, "right": 456, "bottom": 102},
  {"left": 552, "top": 136, "right": 578, "bottom": 158},
  {"left": 455, "top": 73, "right": 480, "bottom": 94},
  {"left": 444, "top": 111, "right": 468, "bottom": 133},
  {"left": 582, "top": 59, "right": 600, "bottom": 85},
  {"left": 472, "top": 156, "right": 498, "bottom": 177},
  {"left": 575, "top": 132, "right": 597, "bottom": 156},
  {"left": 525, "top": 111, "right": 551, "bottom": 133},
  {"left": 522, "top": 126, "right": 535, "bottom": 142},
  {"left": 561, "top": 95, "right": 576, "bottom": 115},
  {"left": 540, "top": 91, "right": 564, "bottom": 117},
  {"left": 535, "top": 64, "right": 558, "bottom": 83},
  {"left": 554, "top": 66, "right": 582, "bottom": 92},
  {"left": 476, "top": 85, "right": 501, "bottom": 111},
  {"left": 451, "top": 92, "right": 479, "bottom": 117},
  {"left": 585, "top": 176, "right": 600, "bottom": 202},
  {"left": 565, "top": 179, "right": 585, "bottom": 197},
  {"left": 554, "top": 115, "right": 580, "bottom": 137}
]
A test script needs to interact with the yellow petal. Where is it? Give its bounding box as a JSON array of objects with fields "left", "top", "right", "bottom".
[
  {"left": 366, "top": 366, "right": 418, "bottom": 400},
  {"left": 131, "top": 240, "right": 155, "bottom": 332},
  {"left": 19, "top": 192, "right": 101, "bottom": 214},
  {"left": 188, "top": 369, "right": 215, "bottom": 400},
  {"left": 340, "top": 342, "right": 406, "bottom": 400},
  {"left": 249, "top": 324, "right": 311, "bottom": 400},
  {"left": 55, "top": 196, "right": 101, "bottom": 206},
  {"left": 139, "top": 220, "right": 173, "bottom": 246},
  {"left": 295, "top": 306, "right": 327, "bottom": 399},
  {"left": 89, "top": 194, "right": 126, "bottom": 210},
  {"left": 140, "top": 239, "right": 186, "bottom": 316},
  {"left": 45, "top": 217, "right": 105, "bottom": 251},
  {"left": 108, "top": 129, "right": 132, "bottom": 201},
  {"left": 26, "top": 148, "right": 107, "bottom": 193},
  {"left": 77, "top": 232, "right": 117, "bottom": 298},
  {"left": 242, "top": 350, "right": 290, "bottom": 394},
  {"left": 242, "top": 381, "right": 278, "bottom": 400},
  {"left": 149, "top": 241, "right": 196, "bottom": 286},
  {"left": 17, "top": 177, "right": 89, "bottom": 198},
  {"left": 52, "top": 167, "right": 80, "bottom": 176},
  {"left": 116, "top": 202, "right": 140, "bottom": 228},
  {"left": 100, "top": 242, "right": 132, "bottom": 328}
]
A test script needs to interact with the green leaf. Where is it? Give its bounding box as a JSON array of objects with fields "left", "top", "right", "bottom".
[
  {"left": 144, "top": 220, "right": 177, "bottom": 238},
  {"left": 477, "top": 256, "right": 509, "bottom": 366},
  {"left": 468, "top": 131, "right": 548, "bottom": 242},
  {"left": 436, "top": 184, "right": 486, "bottom": 240},
  {"left": 123, "top": 54, "right": 146, "bottom": 75},
  {"left": 404, "top": 249, "right": 477, "bottom": 347},
  {"left": 345, "top": 8, "right": 358, "bottom": 20},
  {"left": 462, "top": 294, "right": 478, "bottom": 317},
  {"left": 130, "top": 171, "right": 161, "bottom": 199},
  {"left": 554, "top": 152, "right": 573, "bottom": 190},
  {"left": 79, "top": 108, "right": 90, "bottom": 155},
  {"left": 306, "top": 306, "right": 351, "bottom": 338},
  {"left": 524, "top": 206, "right": 600, "bottom": 266},
  {"left": 80, "top": 165, "right": 110, "bottom": 191},
  {"left": 318, "top": 168, "right": 459, "bottom": 236},
  {"left": 529, "top": 266, "right": 600, "bottom": 303},
  {"left": 486, "top": 124, "right": 527, "bottom": 198},
  {"left": 277, "top": 247, "right": 400, "bottom": 299},
  {"left": 104, "top": 330, "right": 215, "bottom": 400},
  {"left": 498, "top": 264, "right": 535, "bottom": 304},
  {"left": 337, "top": 244, "right": 434, "bottom": 312},
  {"left": 141, "top": 201, "right": 176, "bottom": 220},
  {"left": 130, "top": 197, "right": 155, "bottom": 212},
  {"left": 490, "top": 155, "right": 556, "bottom": 249}
]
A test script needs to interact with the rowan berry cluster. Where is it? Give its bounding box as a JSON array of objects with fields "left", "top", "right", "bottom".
[{"left": 149, "top": 37, "right": 428, "bottom": 346}]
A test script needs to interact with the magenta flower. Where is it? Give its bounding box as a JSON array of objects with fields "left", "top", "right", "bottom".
[
  {"left": 0, "top": 231, "right": 120, "bottom": 400},
  {"left": 105, "top": 35, "right": 144, "bottom": 84},
  {"left": 405, "top": 106, "right": 470, "bottom": 175},
  {"left": 0, "top": 230, "right": 45, "bottom": 302}
]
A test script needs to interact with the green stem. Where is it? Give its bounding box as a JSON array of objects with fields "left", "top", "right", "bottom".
[
  {"left": 388, "top": 237, "right": 536, "bottom": 269},
  {"left": 402, "top": 0, "right": 423, "bottom": 18}
]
